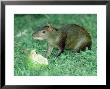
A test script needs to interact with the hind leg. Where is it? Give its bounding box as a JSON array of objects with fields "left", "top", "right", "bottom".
[
  {"left": 74, "top": 42, "right": 92, "bottom": 53},
  {"left": 73, "top": 41, "right": 88, "bottom": 53},
  {"left": 72, "top": 47, "right": 80, "bottom": 53}
]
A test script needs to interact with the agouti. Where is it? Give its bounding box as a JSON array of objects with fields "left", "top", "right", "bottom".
[{"left": 32, "top": 24, "right": 92, "bottom": 57}]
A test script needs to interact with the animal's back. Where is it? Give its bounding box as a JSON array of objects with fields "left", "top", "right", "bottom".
[{"left": 60, "top": 24, "right": 92, "bottom": 50}]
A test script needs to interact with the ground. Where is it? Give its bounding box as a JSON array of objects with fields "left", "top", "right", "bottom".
[{"left": 14, "top": 14, "right": 97, "bottom": 76}]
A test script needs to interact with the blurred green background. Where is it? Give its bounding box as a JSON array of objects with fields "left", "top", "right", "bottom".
[{"left": 14, "top": 14, "right": 97, "bottom": 76}]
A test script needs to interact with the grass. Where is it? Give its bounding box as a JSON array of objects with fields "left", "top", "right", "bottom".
[{"left": 14, "top": 14, "right": 97, "bottom": 76}]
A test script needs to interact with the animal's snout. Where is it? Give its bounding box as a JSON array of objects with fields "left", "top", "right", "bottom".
[
  {"left": 32, "top": 32, "right": 36, "bottom": 37},
  {"left": 32, "top": 33, "right": 37, "bottom": 40}
]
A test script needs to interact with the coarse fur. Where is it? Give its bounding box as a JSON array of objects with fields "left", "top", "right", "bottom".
[{"left": 32, "top": 24, "right": 92, "bottom": 57}]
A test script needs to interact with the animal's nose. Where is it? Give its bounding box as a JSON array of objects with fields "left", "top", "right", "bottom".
[{"left": 32, "top": 33, "right": 36, "bottom": 37}]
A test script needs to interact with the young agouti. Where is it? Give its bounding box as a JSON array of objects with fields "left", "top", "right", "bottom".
[{"left": 32, "top": 24, "right": 92, "bottom": 57}]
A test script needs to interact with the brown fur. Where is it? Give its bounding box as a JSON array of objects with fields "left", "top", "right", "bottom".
[{"left": 32, "top": 24, "right": 92, "bottom": 57}]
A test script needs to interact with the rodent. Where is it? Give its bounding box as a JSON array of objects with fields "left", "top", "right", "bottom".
[{"left": 32, "top": 24, "right": 92, "bottom": 57}]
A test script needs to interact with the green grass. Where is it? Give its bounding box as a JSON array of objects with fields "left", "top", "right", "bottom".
[{"left": 14, "top": 14, "right": 97, "bottom": 76}]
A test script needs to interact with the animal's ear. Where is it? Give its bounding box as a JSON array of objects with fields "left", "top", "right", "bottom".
[
  {"left": 47, "top": 23, "right": 52, "bottom": 28},
  {"left": 47, "top": 23, "right": 53, "bottom": 32}
]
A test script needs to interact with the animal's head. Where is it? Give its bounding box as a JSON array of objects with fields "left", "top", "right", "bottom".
[{"left": 32, "top": 24, "right": 57, "bottom": 40}]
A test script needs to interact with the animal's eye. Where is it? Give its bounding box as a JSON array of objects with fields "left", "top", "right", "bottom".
[{"left": 42, "top": 31, "right": 45, "bottom": 33}]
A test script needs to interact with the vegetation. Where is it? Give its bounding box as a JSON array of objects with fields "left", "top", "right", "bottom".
[{"left": 14, "top": 14, "right": 97, "bottom": 76}]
